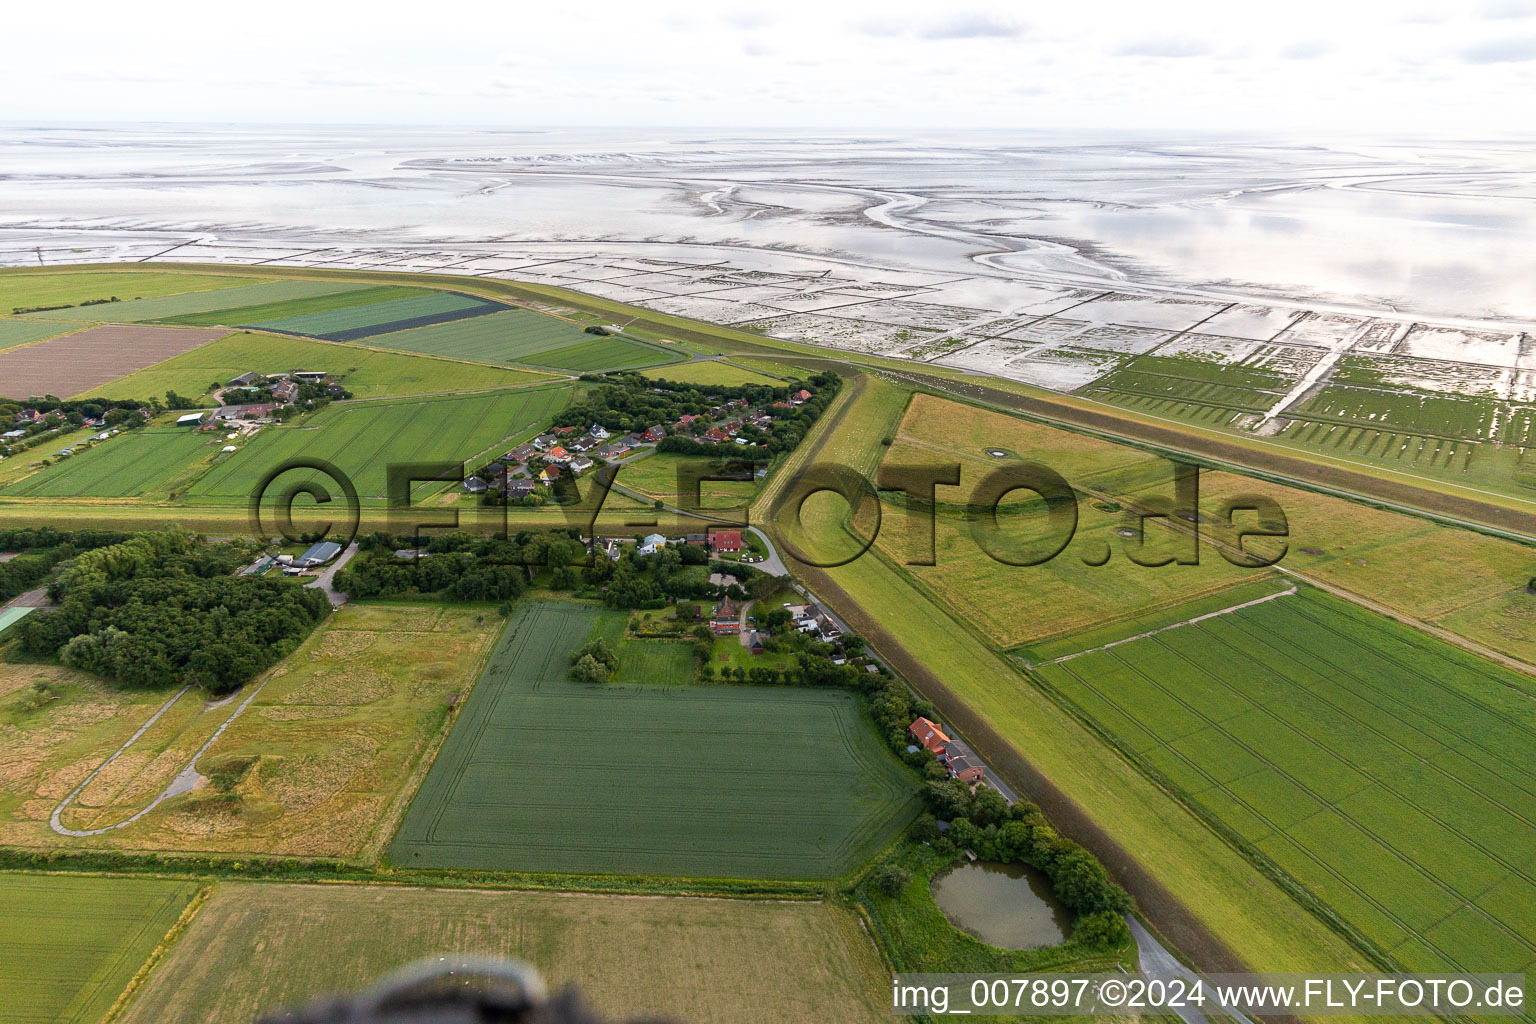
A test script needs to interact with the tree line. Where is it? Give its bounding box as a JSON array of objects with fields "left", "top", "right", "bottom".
[{"left": 0, "top": 528, "right": 133, "bottom": 603}]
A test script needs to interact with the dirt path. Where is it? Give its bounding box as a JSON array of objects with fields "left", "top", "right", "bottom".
[
  {"left": 1037, "top": 584, "right": 1298, "bottom": 666},
  {"left": 736, "top": 599, "right": 755, "bottom": 644},
  {"left": 49, "top": 674, "right": 275, "bottom": 837}
]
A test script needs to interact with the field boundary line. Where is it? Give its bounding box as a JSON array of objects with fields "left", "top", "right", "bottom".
[
  {"left": 100, "top": 883, "right": 213, "bottom": 1024},
  {"left": 1038, "top": 583, "right": 1297, "bottom": 665},
  {"left": 362, "top": 610, "right": 509, "bottom": 865},
  {"left": 1275, "top": 565, "right": 1536, "bottom": 680}
]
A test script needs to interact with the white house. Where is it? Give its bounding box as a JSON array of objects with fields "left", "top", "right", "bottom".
[
  {"left": 589, "top": 424, "right": 609, "bottom": 439},
  {"left": 638, "top": 533, "right": 667, "bottom": 555}
]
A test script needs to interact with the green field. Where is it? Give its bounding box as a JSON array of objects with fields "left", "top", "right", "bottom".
[
  {"left": 85, "top": 330, "right": 552, "bottom": 401},
  {"left": 119, "top": 882, "right": 889, "bottom": 1024},
  {"left": 641, "top": 360, "right": 789, "bottom": 386},
  {"left": 250, "top": 291, "right": 496, "bottom": 340},
  {"left": 757, "top": 371, "right": 1378, "bottom": 977},
  {"left": 363, "top": 311, "right": 674, "bottom": 371},
  {"left": 1, "top": 270, "right": 268, "bottom": 315},
  {"left": 524, "top": 337, "right": 676, "bottom": 371},
  {"left": 182, "top": 387, "right": 572, "bottom": 502},
  {"left": 614, "top": 450, "right": 759, "bottom": 508},
  {"left": 1036, "top": 586, "right": 1536, "bottom": 975},
  {"left": 156, "top": 284, "right": 432, "bottom": 327},
  {"left": 2, "top": 429, "right": 215, "bottom": 497},
  {"left": 18, "top": 279, "right": 367, "bottom": 323},
  {"left": 363, "top": 308, "right": 594, "bottom": 360},
  {"left": 0, "top": 317, "right": 80, "bottom": 352},
  {"left": 1, "top": 873, "right": 201, "bottom": 1024},
  {"left": 389, "top": 600, "right": 918, "bottom": 878},
  {"left": 6, "top": 388, "right": 570, "bottom": 502}
]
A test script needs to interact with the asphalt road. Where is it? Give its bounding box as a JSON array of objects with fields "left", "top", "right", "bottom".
[{"left": 306, "top": 541, "right": 359, "bottom": 608}]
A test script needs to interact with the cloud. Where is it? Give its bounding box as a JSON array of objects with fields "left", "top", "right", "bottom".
[
  {"left": 848, "top": 17, "right": 904, "bottom": 37},
  {"left": 741, "top": 37, "right": 775, "bottom": 57},
  {"left": 848, "top": 12, "right": 1025, "bottom": 40},
  {"left": 1479, "top": 0, "right": 1536, "bottom": 18},
  {"left": 723, "top": 9, "right": 775, "bottom": 30},
  {"left": 1113, "top": 36, "right": 1213, "bottom": 58},
  {"left": 1460, "top": 35, "right": 1536, "bottom": 61},
  {"left": 1280, "top": 39, "right": 1333, "bottom": 59},
  {"left": 917, "top": 13, "right": 1026, "bottom": 40}
]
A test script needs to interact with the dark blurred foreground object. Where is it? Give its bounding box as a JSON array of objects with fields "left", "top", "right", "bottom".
[{"left": 256, "top": 956, "right": 677, "bottom": 1024}]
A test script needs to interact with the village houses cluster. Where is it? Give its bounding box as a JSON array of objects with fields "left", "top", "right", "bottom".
[
  {"left": 464, "top": 381, "right": 813, "bottom": 501},
  {"left": 463, "top": 421, "right": 636, "bottom": 499},
  {"left": 176, "top": 370, "right": 344, "bottom": 430}
]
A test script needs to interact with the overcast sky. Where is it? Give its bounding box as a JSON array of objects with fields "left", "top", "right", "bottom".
[{"left": 5, "top": 0, "right": 1533, "bottom": 133}]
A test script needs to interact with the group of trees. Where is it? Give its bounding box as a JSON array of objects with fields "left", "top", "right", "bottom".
[
  {"left": 552, "top": 371, "right": 840, "bottom": 450},
  {"left": 335, "top": 531, "right": 592, "bottom": 601},
  {"left": 599, "top": 545, "right": 773, "bottom": 609},
  {"left": 914, "top": 784, "right": 1133, "bottom": 948},
  {"left": 569, "top": 636, "right": 619, "bottom": 683},
  {"left": 11, "top": 295, "right": 120, "bottom": 315},
  {"left": 0, "top": 528, "right": 132, "bottom": 603},
  {"left": 16, "top": 527, "right": 330, "bottom": 694}
]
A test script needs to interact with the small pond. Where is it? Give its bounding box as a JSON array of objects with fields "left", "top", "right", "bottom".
[{"left": 930, "top": 860, "right": 1072, "bottom": 950}]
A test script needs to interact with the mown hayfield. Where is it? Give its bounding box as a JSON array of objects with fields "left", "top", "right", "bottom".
[
  {"left": 1139, "top": 467, "right": 1536, "bottom": 667},
  {"left": 614, "top": 637, "right": 698, "bottom": 685},
  {"left": 0, "top": 605, "right": 501, "bottom": 858},
  {"left": 2, "top": 429, "right": 216, "bottom": 498},
  {"left": 640, "top": 359, "right": 787, "bottom": 386},
  {"left": 156, "top": 284, "right": 431, "bottom": 327},
  {"left": 251, "top": 290, "right": 496, "bottom": 341},
  {"left": 1036, "top": 586, "right": 1536, "bottom": 975},
  {"left": 18, "top": 278, "right": 367, "bottom": 323},
  {"left": 1, "top": 269, "right": 268, "bottom": 315},
  {"left": 389, "top": 600, "right": 918, "bottom": 878},
  {"left": 120, "top": 882, "right": 890, "bottom": 1024},
  {"left": 867, "top": 394, "right": 1264, "bottom": 649},
  {"left": 182, "top": 386, "right": 572, "bottom": 503},
  {"left": 888, "top": 392, "right": 1150, "bottom": 492},
  {"left": 0, "top": 873, "right": 201, "bottom": 1024},
  {"left": 89, "top": 330, "right": 553, "bottom": 401},
  {"left": 359, "top": 307, "right": 595, "bottom": 363}
]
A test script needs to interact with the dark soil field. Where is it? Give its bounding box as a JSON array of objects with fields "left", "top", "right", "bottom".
[{"left": 0, "top": 324, "right": 228, "bottom": 399}]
